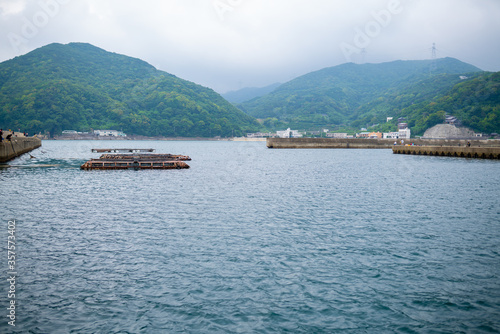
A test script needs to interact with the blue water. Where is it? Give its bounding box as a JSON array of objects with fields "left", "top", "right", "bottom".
[{"left": 1, "top": 140, "right": 499, "bottom": 333}]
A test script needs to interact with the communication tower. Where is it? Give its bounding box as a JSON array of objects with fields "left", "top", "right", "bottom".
[{"left": 431, "top": 43, "right": 437, "bottom": 59}]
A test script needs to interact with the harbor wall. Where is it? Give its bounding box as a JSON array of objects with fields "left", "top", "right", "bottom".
[
  {"left": 392, "top": 146, "right": 500, "bottom": 159},
  {"left": 266, "top": 138, "right": 500, "bottom": 149},
  {"left": 0, "top": 137, "right": 42, "bottom": 163}
]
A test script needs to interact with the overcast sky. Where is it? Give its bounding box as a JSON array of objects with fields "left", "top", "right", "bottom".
[{"left": 1, "top": 0, "right": 499, "bottom": 93}]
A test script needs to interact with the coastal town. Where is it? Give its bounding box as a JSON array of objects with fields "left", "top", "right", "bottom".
[
  {"left": 53, "top": 115, "right": 498, "bottom": 142},
  {"left": 245, "top": 116, "right": 498, "bottom": 140},
  {"left": 242, "top": 117, "right": 412, "bottom": 140},
  {"left": 246, "top": 117, "right": 413, "bottom": 140}
]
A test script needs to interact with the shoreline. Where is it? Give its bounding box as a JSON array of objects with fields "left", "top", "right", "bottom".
[{"left": 49, "top": 136, "right": 232, "bottom": 141}]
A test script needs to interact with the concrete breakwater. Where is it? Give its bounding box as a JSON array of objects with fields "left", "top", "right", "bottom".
[
  {"left": 0, "top": 137, "right": 42, "bottom": 163},
  {"left": 393, "top": 146, "right": 500, "bottom": 159},
  {"left": 266, "top": 138, "right": 500, "bottom": 149},
  {"left": 267, "top": 138, "right": 395, "bottom": 149}
]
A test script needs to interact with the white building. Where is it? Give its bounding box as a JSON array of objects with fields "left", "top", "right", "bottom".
[
  {"left": 276, "top": 128, "right": 302, "bottom": 138},
  {"left": 383, "top": 132, "right": 400, "bottom": 139},
  {"left": 398, "top": 128, "right": 411, "bottom": 139},
  {"left": 326, "top": 133, "right": 348, "bottom": 139},
  {"left": 383, "top": 128, "right": 411, "bottom": 139},
  {"left": 94, "top": 130, "right": 127, "bottom": 137}
]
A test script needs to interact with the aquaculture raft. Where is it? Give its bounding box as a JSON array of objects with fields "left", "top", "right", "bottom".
[
  {"left": 98, "top": 153, "right": 191, "bottom": 161},
  {"left": 91, "top": 148, "right": 155, "bottom": 153},
  {"left": 81, "top": 153, "right": 191, "bottom": 170}
]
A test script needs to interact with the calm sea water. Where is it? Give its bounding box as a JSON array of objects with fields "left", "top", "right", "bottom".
[{"left": 1, "top": 140, "right": 499, "bottom": 333}]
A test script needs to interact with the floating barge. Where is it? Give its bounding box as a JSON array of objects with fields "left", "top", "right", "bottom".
[
  {"left": 81, "top": 152, "right": 191, "bottom": 170},
  {"left": 98, "top": 153, "right": 191, "bottom": 161},
  {"left": 91, "top": 148, "right": 155, "bottom": 153}
]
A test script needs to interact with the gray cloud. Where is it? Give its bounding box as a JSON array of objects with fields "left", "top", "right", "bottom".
[{"left": 1, "top": 0, "right": 499, "bottom": 93}]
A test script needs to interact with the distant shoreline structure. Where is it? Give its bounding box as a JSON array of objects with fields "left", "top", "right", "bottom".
[
  {"left": 230, "top": 137, "right": 266, "bottom": 142},
  {"left": 266, "top": 137, "right": 500, "bottom": 149},
  {"left": 50, "top": 136, "right": 231, "bottom": 141}
]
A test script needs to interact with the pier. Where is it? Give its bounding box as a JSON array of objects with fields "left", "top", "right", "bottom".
[
  {"left": 392, "top": 146, "right": 500, "bottom": 159},
  {"left": 266, "top": 138, "right": 394, "bottom": 149},
  {"left": 266, "top": 138, "right": 500, "bottom": 150},
  {"left": 0, "top": 136, "right": 42, "bottom": 163}
]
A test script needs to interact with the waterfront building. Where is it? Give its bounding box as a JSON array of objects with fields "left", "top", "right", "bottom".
[
  {"left": 356, "top": 132, "right": 370, "bottom": 138},
  {"left": 368, "top": 132, "right": 383, "bottom": 139},
  {"left": 276, "top": 128, "right": 302, "bottom": 138},
  {"left": 62, "top": 130, "right": 78, "bottom": 135},
  {"left": 398, "top": 128, "right": 411, "bottom": 139},
  {"left": 383, "top": 128, "right": 411, "bottom": 139},
  {"left": 94, "top": 130, "right": 127, "bottom": 137},
  {"left": 326, "top": 133, "right": 348, "bottom": 139},
  {"left": 383, "top": 132, "right": 400, "bottom": 139}
]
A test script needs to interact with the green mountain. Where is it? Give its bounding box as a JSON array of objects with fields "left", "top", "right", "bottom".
[
  {"left": 238, "top": 58, "right": 488, "bottom": 133},
  {"left": 0, "top": 43, "right": 261, "bottom": 137},
  {"left": 222, "top": 82, "right": 281, "bottom": 104},
  {"left": 392, "top": 72, "right": 500, "bottom": 135}
]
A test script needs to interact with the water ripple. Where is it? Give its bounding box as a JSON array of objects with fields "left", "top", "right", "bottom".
[{"left": 1, "top": 141, "right": 499, "bottom": 333}]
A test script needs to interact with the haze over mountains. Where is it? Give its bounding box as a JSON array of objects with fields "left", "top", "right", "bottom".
[
  {"left": 0, "top": 43, "right": 498, "bottom": 137},
  {"left": 222, "top": 83, "right": 281, "bottom": 104}
]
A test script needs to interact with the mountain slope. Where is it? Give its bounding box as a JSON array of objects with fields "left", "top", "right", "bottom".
[
  {"left": 397, "top": 72, "right": 500, "bottom": 135},
  {"left": 239, "top": 58, "right": 483, "bottom": 130},
  {"left": 222, "top": 82, "right": 281, "bottom": 103},
  {"left": 0, "top": 43, "right": 261, "bottom": 137}
]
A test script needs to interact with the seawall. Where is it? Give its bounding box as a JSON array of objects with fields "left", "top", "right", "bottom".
[
  {"left": 392, "top": 146, "right": 500, "bottom": 159},
  {"left": 0, "top": 137, "right": 42, "bottom": 163},
  {"left": 266, "top": 138, "right": 500, "bottom": 149}
]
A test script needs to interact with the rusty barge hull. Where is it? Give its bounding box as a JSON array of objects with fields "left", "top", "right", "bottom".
[
  {"left": 98, "top": 153, "right": 191, "bottom": 161},
  {"left": 82, "top": 151, "right": 191, "bottom": 170},
  {"left": 91, "top": 148, "right": 155, "bottom": 153}
]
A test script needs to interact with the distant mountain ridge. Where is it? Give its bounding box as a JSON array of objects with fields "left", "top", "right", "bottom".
[
  {"left": 237, "top": 58, "right": 494, "bottom": 134},
  {"left": 2, "top": 44, "right": 497, "bottom": 137},
  {"left": 222, "top": 82, "right": 281, "bottom": 103},
  {"left": 0, "top": 43, "right": 261, "bottom": 137}
]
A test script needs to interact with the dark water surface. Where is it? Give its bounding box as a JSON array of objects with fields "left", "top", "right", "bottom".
[{"left": 1, "top": 140, "right": 499, "bottom": 333}]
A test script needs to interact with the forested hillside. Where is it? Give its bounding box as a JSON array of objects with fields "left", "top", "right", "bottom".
[
  {"left": 238, "top": 58, "right": 490, "bottom": 133},
  {"left": 2, "top": 44, "right": 497, "bottom": 138},
  {"left": 400, "top": 72, "right": 499, "bottom": 135},
  {"left": 0, "top": 43, "right": 261, "bottom": 137}
]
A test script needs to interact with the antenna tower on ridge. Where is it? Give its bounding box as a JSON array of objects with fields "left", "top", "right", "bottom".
[{"left": 431, "top": 43, "right": 437, "bottom": 59}]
